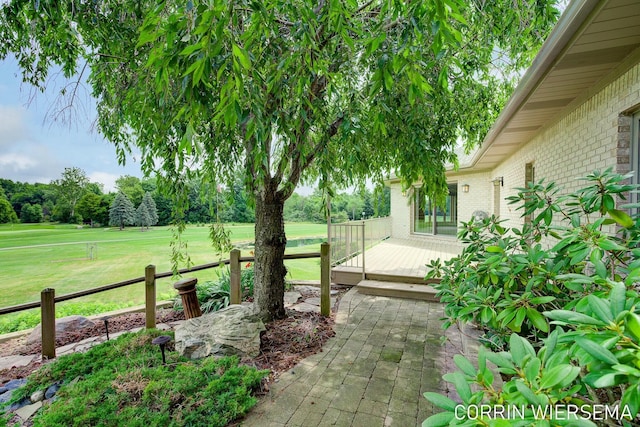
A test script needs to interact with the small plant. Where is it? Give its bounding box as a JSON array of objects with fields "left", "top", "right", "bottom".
[{"left": 6, "top": 329, "right": 268, "bottom": 426}]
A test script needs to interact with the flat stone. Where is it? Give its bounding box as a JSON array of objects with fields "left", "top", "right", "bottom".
[
  {"left": 290, "top": 302, "right": 320, "bottom": 313},
  {"left": 304, "top": 297, "right": 337, "bottom": 307},
  {"left": 284, "top": 291, "right": 302, "bottom": 306},
  {"left": 15, "top": 401, "right": 42, "bottom": 421},
  {"left": 0, "top": 354, "right": 36, "bottom": 371}
]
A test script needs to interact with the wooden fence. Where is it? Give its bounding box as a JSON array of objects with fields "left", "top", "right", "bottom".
[{"left": 0, "top": 244, "right": 332, "bottom": 359}]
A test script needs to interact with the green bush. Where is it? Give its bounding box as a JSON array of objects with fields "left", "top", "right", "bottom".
[
  {"left": 424, "top": 169, "right": 640, "bottom": 425},
  {"left": 6, "top": 329, "right": 268, "bottom": 426}
]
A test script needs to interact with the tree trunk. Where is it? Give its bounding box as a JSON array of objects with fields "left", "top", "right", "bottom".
[{"left": 253, "top": 192, "right": 287, "bottom": 321}]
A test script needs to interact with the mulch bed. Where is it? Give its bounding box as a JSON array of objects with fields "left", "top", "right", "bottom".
[{"left": 0, "top": 290, "right": 343, "bottom": 387}]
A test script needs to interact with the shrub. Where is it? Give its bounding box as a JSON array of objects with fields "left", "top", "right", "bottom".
[{"left": 423, "top": 169, "right": 640, "bottom": 425}]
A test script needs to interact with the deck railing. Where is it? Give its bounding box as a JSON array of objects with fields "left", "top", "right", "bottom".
[
  {"left": 329, "top": 217, "right": 391, "bottom": 275},
  {"left": 0, "top": 246, "right": 331, "bottom": 359}
]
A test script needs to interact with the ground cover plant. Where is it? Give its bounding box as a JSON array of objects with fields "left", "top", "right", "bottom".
[
  {"left": 2, "top": 329, "right": 268, "bottom": 426},
  {"left": 423, "top": 169, "right": 640, "bottom": 426}
]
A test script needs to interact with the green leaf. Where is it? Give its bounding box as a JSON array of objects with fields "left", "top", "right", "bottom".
[
  {"left": 232, "top": 44, "right": 251, "bottom": 70},
  {"left": 486, "top": 245, "right": 503, "bottom": 253},
  {"left": 620, "top": 383, "right": 640, "bottom": 418},
  {"left": 597, "top": 238, "right": 626, "bottom": 252},
  {"left": 544, "top": 310, "right": 606, "bottom": 326},
  {"left": 608, "top": 208, "right": 633, "bottom": 228},
  {"left": 626, "top": 312, "right": 640, "bottom": 340},
  {"left": 539, "top": 364, "right": 580, "bottom": 389},
  {"left": 526, "top": 308, "right": 549, "bottom": 332},
  {"left": 454, "top": 354, "right": 477, "bottom": 377},
  {"left": 583, "top": 370, "right": 624, "bottom": 388},
  {"left": 510, "top": 334, "right": 535, "bottom": 365},
  {"left": 587, "top": 295, "right": 613, "bottom": 324},
  {"left": 515, "top": 380, "right": 539, "bottom": 405},
  {"left": 610, "top": 282, "right": 626, "bottom": 317},
  {"left": 575, "top": 338, "right": 618, "bottom": 365},
  {"left": 443, "top": 371, "right": 471, "bottom": 402},
  {"left": 422, "top": 411, "right": 455, "bottom": 427},
  {"left": 423, "top": 392, "right": 458, "bottom": 411}
]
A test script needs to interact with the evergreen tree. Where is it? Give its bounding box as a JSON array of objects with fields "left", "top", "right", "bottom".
[
  {"left": 141, "top": 192, "right": 158, "bottom": 226},
  {"left": 135, "top": 202, "right": 152, "bottom": 231},
  {"left": 109, "top": 192, "right": 135, "bottom": 230}
]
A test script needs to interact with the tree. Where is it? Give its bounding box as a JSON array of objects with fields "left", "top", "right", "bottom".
[
  {"left": 20, "top": 203, "right": 43, "bottom": 223},
  {"left": 141, "top": 192, "right": 159, "bottom": 227},
  {"left": 109, "top": 192, "right": 135, "bottom": 230},
  {"left": 135, "top": 201, "right": 152, "bottom": 231},
  {"left": 0, "top": 197, "right": 18, "bottom": 224},
  {"left": 52, "top": 167, "right": 89, "bottom": 221},
  {"left": 116, "top": 175, "right": 145, "bottom": 207},
  {"left": 0, "top": 0, "right": 560, "bottom": 320},
  {"left": 76, "top": 192, "right": 104, "bottom": 226}
]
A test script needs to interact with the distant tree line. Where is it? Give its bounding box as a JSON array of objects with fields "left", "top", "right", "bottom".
[{"left": 0, "top": 167, "right": 389, "bottom": 226}]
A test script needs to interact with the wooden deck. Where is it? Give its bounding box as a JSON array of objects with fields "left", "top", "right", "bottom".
[{"left": 331, "top": 237, "right": 464, "bottom": 285}]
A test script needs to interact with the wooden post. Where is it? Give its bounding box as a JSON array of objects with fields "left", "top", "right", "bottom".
[
  {"left": 320, "top": 243, "right": 330, "bottom": 317},
  {"left": 41, "top": 288, "right": 56, "bottom": 359},
  {"left": 145, "top": 265, "right": 156, "bottom": 329},
  {"left": 230, "top": 249, "right": 241, "bottom": 304},
  {"left": 174, "top": 278, "right": 201, "bottom": 319},
  {"left": 361, "top": 221, "right": 366, "bottom": 280}
]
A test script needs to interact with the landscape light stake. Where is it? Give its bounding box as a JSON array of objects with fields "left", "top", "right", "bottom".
[
  {"left": 152, "top": 335, "right": 172, "bottom": 365},
  {"left": 101, "top": 316, "right": 110, "bottom": 341}
]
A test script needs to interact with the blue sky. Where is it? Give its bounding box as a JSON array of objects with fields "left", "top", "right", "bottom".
[{"left": 0, "top": 56, "right": 143, "bottom": 192}]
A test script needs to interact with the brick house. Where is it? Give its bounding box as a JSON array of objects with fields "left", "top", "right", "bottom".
[{"left": 387, "top": 0, "right": 640, "bottom": 241}]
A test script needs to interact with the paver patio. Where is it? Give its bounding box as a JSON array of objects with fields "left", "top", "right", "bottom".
[{"left": 241, "top": 288, "right": 470, "bottom": 427}]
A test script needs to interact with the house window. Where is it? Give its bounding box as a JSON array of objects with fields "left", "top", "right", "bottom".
[
  {"left": 524, "top": 162, "right": 535, "bottom": 225},
  {"left": 413, "top": 183, "right": 458, "bottom": 236}
]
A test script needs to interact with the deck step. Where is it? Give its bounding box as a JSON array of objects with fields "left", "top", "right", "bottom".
[{"left": 356, "top": 280, "right": 439, "bottom": 302}]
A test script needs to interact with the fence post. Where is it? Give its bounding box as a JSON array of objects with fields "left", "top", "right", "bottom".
[
  {"left": 41, "top": 288, "right": 56, "bottom": 359},
  {"left": 230, "top": 249, "right": 241, "bottom": 304},
  {"left": 320, "top": 243, "right": 330, "bottom": 317},
  {"left": 145, "top": 265, "right": 156, "bottom": 329},
  {"left": 361, "top": 221, "right": 366, "bottom": 280}
]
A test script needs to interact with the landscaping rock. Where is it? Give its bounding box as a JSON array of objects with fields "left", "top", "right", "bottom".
[
  {"left": 175, "top": 304, "right": 265, "bottom": 359},
  {"left": 1, "top": 378, "right": 27, "bottom": 403},
  {"left": 5, "top": 397, "right": 30, "bottom": 411},
  {"left": 45, "top": 383, "right": 61, "bottom": 399},
  {"left": 30, "top": 390, "right": 45, "bottom": 403},
  {"left": 27, "top": 316, "right": 96, "bottom": 345},
  {"left": 284, "top": 291, "right": 302, "bottom": 307},
  {"left": 15, "top": 401, "right": 42, "bottom": 421}
]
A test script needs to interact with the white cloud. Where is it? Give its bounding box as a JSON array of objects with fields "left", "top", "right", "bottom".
[
  {"left": 0, "top": 105, "right": 31, "bottom": 148},
  {"left": 88, "top": 171, "right": 121, "bottom": 193}
]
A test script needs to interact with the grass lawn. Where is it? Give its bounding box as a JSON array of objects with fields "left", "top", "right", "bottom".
[{"left": 0, "top": 222, "right": 326, "bottom": 311}]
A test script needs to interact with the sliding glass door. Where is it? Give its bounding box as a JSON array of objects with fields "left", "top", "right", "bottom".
[{"left": 413, "top": 184, "right": 458, "bottom": 236}]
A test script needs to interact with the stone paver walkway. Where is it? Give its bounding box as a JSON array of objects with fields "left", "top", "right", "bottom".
[{"left": 241, "top": 288, "right": 466, "bottom": 427}]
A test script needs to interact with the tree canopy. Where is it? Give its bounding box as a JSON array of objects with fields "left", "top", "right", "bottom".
[{"left": 0, "top": 0, "right": 561, "bottom": 319}]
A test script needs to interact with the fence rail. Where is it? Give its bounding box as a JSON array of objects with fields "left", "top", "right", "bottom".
[
  {"left": 329, "top": 217, "right": 391, "bottom": 276},
  {"left": 0, "top": 246, "right": 330, "bottom": 360}
]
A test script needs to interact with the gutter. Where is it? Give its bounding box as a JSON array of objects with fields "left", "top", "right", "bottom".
[{"left": 462, "top": 0, "right": 602, "bottom": 169}]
